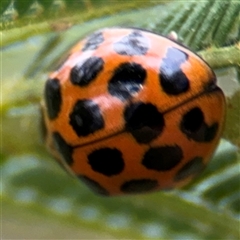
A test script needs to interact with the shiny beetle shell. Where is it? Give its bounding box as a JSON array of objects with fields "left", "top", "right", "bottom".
[{"left": 42, "top": 28, "right": 225, "bottom": 196}]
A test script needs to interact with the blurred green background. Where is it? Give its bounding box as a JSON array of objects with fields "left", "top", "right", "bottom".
[{"left": 1, "top": 0, "right": 240, "bottom": 239}]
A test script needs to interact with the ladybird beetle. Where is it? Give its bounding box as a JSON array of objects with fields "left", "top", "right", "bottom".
[{"left": 42, "top": 28, "right": 225, "bottom": 196}]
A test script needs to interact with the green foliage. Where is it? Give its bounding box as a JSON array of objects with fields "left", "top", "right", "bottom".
[
  {"left": 1, "top": 0, "right": 159, "bottom": 31},
  {"left": 1, "top": 0, "right": 240, "bottom": 239}
]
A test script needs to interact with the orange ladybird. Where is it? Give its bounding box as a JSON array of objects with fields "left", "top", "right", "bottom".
[{"left": 42, "top": 28, "right": 225, "bottom": 196}]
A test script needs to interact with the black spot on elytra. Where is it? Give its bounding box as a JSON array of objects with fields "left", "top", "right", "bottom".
[
  {"left": 159, "top": 47, "right": 190, "bottom": 95},
  {"left": 69, "top": 99, "right": 104, "bottom": 137},
  {"left": 113, "top": 30, "right": 149, "bottom": 56},
  {"left": 124, "top": 102, "right": 164, "bottom": 144},
  {"left": 203, "top": 79, "right": 218, "bottom": 92},
  {"left": 174, "top": 156, "right": 205, "bottom": 181},
  {"left": 180, "top": 107, "right": 219, "bottom": 142},
  {"left": 52, "top": 132, "right": 74, "bottom": 165},
  {"left": 88, "top": 148, "right": 124, "bottom": 176},
  {"left": 78, "top": 175, "right": 109, "bottom": 196},
  {"left": 70, "top": 56, "right": 104, "bottom": 86},
  {"left": 108, "top": 62, "right": 146, "bottom": 101},
  {"left": 82, "top": 31, "right": 104, "bottom": 51},
  {"left": 142, "top": 145, "right": 183, "bottom": 171},
  {"left": 121, "top": 179, "right": 158, "bottom": 194},
  {"left": 44, "top": 78, "right": 62, "bottom": 120}
]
